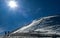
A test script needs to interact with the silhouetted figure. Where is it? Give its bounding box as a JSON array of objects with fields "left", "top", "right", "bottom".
[
  {"left": 5, "top": 31, "right": 7, "bottom": 35},
  {"left": 3, "top": 31, "right": 10, "bottom": 38},
  {"left": 3, "top": 31, "right": 7, "bottom": 38},
  {"left": 7, "top": 31, "right": 10, "bottom": 36}
]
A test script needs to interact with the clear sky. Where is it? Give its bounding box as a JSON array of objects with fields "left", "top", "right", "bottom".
[{"left": 0, "top": 0, "right": 60, "bottom": 34}]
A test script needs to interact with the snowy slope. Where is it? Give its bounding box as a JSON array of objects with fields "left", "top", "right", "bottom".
[{"left": 12, "top": 15, "right": 60, "bottom": 35}]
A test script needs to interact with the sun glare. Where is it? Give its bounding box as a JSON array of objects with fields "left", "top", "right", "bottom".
[{"left": 8, "top": 1, "right": 18, "bottom": 9}]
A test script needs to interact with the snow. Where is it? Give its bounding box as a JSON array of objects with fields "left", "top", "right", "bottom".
[{"left": 12, "top": 15, "right": 60, "bottom": 35}]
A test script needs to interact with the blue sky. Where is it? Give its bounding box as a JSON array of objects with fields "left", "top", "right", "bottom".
[{"left": 0, "top": 0, "right": 60, "bottom": 34}]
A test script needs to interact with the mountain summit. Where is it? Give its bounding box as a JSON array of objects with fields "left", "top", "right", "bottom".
[{"left": 12, "top": 15, "right": 60, "bottom": 35}]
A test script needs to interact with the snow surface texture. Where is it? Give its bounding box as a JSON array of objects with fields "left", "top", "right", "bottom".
[{"left": 12, "top": 15, "right": 60, "bottom": 35}]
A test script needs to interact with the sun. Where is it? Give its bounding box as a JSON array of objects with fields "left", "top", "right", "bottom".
[{"left": 8, "top": 1, "right": 18, "bottom": 9}]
